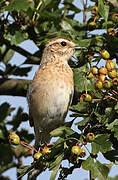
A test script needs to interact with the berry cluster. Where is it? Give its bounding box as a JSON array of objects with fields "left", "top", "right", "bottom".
[{"left": 79, "top": 49, "right": 118, "bottom": 102}]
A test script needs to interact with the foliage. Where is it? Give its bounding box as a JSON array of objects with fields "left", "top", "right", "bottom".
[{"left": 0, "top": 0, "right": 118, "bottom": 180}]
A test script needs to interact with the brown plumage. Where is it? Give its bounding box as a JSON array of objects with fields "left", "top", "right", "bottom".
[{"left": 27, "top": 37, "right": 78, "bottom": 147}]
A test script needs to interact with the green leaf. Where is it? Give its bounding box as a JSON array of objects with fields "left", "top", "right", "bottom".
[
  {"left": 107, "top": 119, "right": 118, "bottom": 131},
  {"left": 60, "top": 20, "right": 73, "bottom": 31},
  {"left": 3, "top": 49, "right": 14, "bottom": 64},
  {"left": 50, "top": 153, "right": 64, "bottom": 180},
  {"left": 0, "top": 128, "right": 4, "bottom": 139},
  {"left": 17, "top": 129, "right": 34, "bottom": 143},
  {"left": 92, "top": 134, "right": 112, "bottom": 154},
  {"left": 5, "top": 31, "right": 28, "bottom": 45},
  {"left": 106, "top": 176, "right": 118, "bottom": 180},
  {"left": 41, "top": 0, "right": 53, "bottom": 8},
  {"left": 63, "top": 2, "right": 81, "bottom": 13},
  {"left": 0, "top": 144, "right": 13, "bottom": 165},
  {"left": 98, "top": 0, "right": 109, "bottom": 22},
  {"left": 8, "top": 107, "right": 28, "bottom": 130},
  {"left": 0, "top": 103, "right": 15, "bottom": 122},
  {"left": 18, "top": 165, "right": 34, "bottom": 179},
  {"left": 76, "top": 117, "right": 90, "bottom": 131},
  {"left": 6, "top": 0, "right": 34, "bottom": 12},
  {"left": 107, "top": 119, "right": 118, "bottom": 140},
  {"left": 114, "top": 125, "right": 118, "bottom": 140},
  {"left": 5, "top": 64, "right": 32, "bottom": 76},
  {"left": 82, "top": 156, "right": 109, "bottom": 179},
  {"left": 50, "top": 126, "right": 75, "bottom": 137},
  {"left": 74, "top": 39, "right": 92, "bottom": 48},
  {"left": 73, "top": 67, "right": 95, "bottom": 92},
  {"left": 104, "top": 150, "right": 118, "bottom": 162},
  {"left": 90, "top": 35, "right": 104, "bottom": 51},
  {"left": 70, "top": 102, "right": 89, "bottom": 113}
]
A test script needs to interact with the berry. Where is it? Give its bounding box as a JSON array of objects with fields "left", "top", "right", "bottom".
[
  {"left": 84, "top": 94, "right": 92, "bottom": 102},
  {"left": 106, "top": 60, "right": 115, "bottom": 71},
  {"left": 101, "top": 50, "right": 110, "bottom": 59},
  {"left": 79, "top": 149, "right": 86, "bottom": 158},
  {"left": 33, "top": 152, "right": 42, "bottom": 160},
  {"left": 91, "top": 6, "right": 98, "bottom": 14},
  {"left": 99, "top": 74, "right": 106, "bottom": 82},
  {"left": 103, "top": 80, "right": 111, "bottom": 89},
  {"left": 112, "top": 13, "right": 118, "bottom": 23},
  {"left": 95, "top": 80, "right": 103, "bottom": 89},
  {"left": 92, "top": 66, "right": 98, "bottom": 75},
  {"left": 9, "top": 133, "right": 20, "bottom": 145},
  {"left": 71, "top": 145, "right": 81, "bottom": 155},
  {"left": 86, "top": 133, "right": 95, "bottom": 142},
  {"left": 42, "top": 147, "right": 51, "bottom": 155},
  {"left": 80, "top": 94, "right": 92, "bottom": 102},
  {"left": 87, "top": 72, "right": 94, "bottom": 79},
  {"left": 107, "top": 28, "right": 116, "bottom": 36},
  {"left": 108, "top": 70, "right": 117, "bottom": 79},
  {"left": 99, "top": 67, "right": 108, "bottom": 75},
  {"left": 88, "top": 21, "right": 96, "bottom": 27},
  {"left": 112, "top": 78, "right": 118, "bottom": 85}
]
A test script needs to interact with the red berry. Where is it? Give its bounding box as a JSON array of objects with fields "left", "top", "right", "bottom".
[
  {"left": 107, "top": 28, "right": 117, "bottom": 36},
  {"left": 79, "top": 149, "right": 86, "bottom": 158},
  {"left": 95, "top": 80, "right": 103, "bottom": 89},
  {"left": 92, "top": 66, "right": 98, "bottom": 75},
  {"left": 103, "top": 80, "right": 111, "bottom": 89},
  {"left": 112, "top": 13, "right": 118, "bottom": 23},
  {"left": 99, "top": 67, "right": 108, "bottom": 75},
  {"left": 106, "top": 60, "right": 115, "bottom": 71},
  {"left": 91, "top": 6, "right": 98, "bottom": 14},
  {"left": 99, "top": 74, "right": 106, "bottom": 82},
  {"left": 112, "top": 78, "right": 118, "bottom": 85},
  {"left": 80, "top": 94, "right": 92, "bottom": 102},
  {"left": 108, "top": 70, "right": 117, "bottom": 79}
]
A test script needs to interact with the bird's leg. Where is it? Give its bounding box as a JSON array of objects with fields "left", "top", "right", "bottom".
[{"left": 34, "top": 126, "right": 43, "bottom": 151}]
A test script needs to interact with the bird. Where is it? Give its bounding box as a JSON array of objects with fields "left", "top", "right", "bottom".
[{"left": 27, "top": 37, "right": 80, "bottom": 147}]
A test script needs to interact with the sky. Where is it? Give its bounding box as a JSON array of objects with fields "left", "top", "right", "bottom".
[{"left": 1, "top": 0, "right": 118, "bottom": 179}]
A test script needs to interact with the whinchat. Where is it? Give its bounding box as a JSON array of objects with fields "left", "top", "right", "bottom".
[{"left": 27, "top": 37, "right": 80, "bottom": 147}]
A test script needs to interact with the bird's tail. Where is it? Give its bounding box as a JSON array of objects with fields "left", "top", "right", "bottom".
[{"left": 34, "top": 128, "right": 51, "bottom": 148}]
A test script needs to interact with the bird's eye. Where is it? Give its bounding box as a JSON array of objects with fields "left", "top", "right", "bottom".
[{"left": 61, "top": 41, "right": 67, "bottom": 46}]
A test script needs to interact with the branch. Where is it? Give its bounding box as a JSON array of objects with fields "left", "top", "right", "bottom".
[
  {"left": 0, "top": 162, "right": 17, "bottom": 174},
  {"left": 0, "top": 78, "right": 31, "bottom": 97},
  {"left": 3, "top": 39, "right": 39, "bottom": 62},
  {"left": 0, "top": 78, "right": 79, "bottom": 106}
]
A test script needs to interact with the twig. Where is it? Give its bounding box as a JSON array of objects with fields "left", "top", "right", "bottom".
[
  {"left": 112, "top": 90, "right": 118, "bottom": 95},
  {"left": 82, "top": 0, "right": 88, "bottom": 24},
  {"left": 0, "top": 78, "right": 31, "bottom": 97},
  {"left": 32, "top": 1, "right": 42, "bottom": 22},
  {"left": 89, "top": 170, "right": 95, "bottom": 180},
  {"left": 104, "top": 95, "right": 118, "bottom": 102},
  {"left": 2, "top": 39, "right": 39, "bottom": 61},
  {"left": 0, "top": 163, "right": 17, "bottom": 174},
  {"left": 17, "top": 157, "right": 23, "bottom": 180},
  {"left": 20, "top": 141, "right": 38, "bottom": 153}
]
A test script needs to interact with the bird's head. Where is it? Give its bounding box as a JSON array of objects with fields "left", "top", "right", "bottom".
[{"left": 41, "top": 37, "right": 84, "bottom": 65}]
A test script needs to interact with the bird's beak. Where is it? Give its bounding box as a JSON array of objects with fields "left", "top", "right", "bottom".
[{"left": 74, "top": 46, "right": 87, "bottom": 50}]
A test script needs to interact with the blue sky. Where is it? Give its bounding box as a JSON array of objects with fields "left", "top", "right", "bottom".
[{"left": 1, "top": 0, "right": 118, "bottom": 179}]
